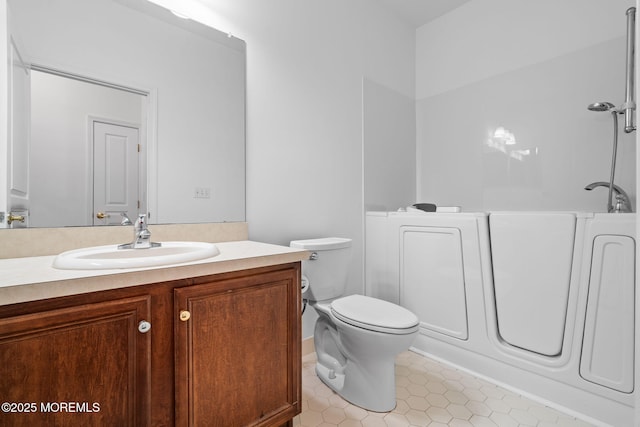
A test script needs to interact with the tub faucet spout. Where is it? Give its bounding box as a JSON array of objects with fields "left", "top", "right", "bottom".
[{"left": 584, "top": 181, "right": 632, "bottom": 213}]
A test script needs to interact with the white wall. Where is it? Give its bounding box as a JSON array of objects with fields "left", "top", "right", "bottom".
[{"left": 416, "top": 0, "right": 636, "bottom": 212}]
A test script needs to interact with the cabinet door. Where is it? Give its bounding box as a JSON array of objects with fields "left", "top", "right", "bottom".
[
  {"left": 0, "top": 296, "right": 151, "bottom": 427},
  {"left": 175, "top": 268, "right": 301, "bottom": 426}
]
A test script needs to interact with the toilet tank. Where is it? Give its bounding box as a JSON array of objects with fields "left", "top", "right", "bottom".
[{"left": 290, "top": 238, "right": 352, "bottom": 302}]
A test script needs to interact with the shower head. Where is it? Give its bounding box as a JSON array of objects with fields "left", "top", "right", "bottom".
[{"left": 587, "top": 101, "right": 617, "bottom": 112}]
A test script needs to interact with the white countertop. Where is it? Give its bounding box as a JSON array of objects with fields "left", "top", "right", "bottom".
[{"left": 0, "top": 240, "right": 309, "bottom": 306}]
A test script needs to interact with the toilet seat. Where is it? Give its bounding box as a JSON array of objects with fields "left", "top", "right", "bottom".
[{"left": 330, "top": 295, "right": 419, "bottom": 335}]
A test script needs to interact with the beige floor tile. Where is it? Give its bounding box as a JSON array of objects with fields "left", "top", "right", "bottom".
[{"left": 294, "top": 351, "right": 595, "bottom": 427}]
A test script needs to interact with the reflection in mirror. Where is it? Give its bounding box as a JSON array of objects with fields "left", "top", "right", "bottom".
[
  {"left": 5, "top": 0, "right": 246, "bottom": 228},
  {"left": 30, "top": 69, "right": 146, "bottom": 227}
]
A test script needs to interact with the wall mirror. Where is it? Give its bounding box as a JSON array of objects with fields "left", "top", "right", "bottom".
[{"left": 4, "top": 0, "right": 246, "bottom": 228}]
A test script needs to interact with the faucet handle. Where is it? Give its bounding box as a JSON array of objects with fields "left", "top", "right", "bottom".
[
  {"left": 614, "top": 194, "right": 628, "bottom": 212},
  {"left": 135, "top": 214, "right": 147, "bottom": 227},
  {"left": 120, "top": 212, "right": 132, "bottom": 225}
]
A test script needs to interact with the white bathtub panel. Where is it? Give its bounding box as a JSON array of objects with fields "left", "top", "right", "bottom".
[
  {"left": 490, "top": 213, "right": 576, "bottom": 356},
  {"left": 365, "top": 212, "right": 399, "bottom": 303},
  {"left": 580, "top": 235, "right": 635, "bottom": 393},
  {"left": 400, "top": 226, "right": 468, "bottom": 340}
]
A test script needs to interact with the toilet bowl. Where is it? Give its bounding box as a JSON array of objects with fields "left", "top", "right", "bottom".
[{"left": 290, "top": 237, "right": 419, "bottom": 412}]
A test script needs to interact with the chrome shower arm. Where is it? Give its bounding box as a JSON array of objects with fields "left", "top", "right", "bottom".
[{"left": 624, "top": 7, "right": 636, "bottom": 133}]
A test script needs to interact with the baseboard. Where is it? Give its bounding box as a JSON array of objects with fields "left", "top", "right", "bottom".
[{"left": 302, "top": 337, "right": 314, "bottom": 356}]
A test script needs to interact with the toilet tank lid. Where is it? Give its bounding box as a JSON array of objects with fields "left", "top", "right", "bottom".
[{"left": 290, "top": 237, "right": 352, "bottom": 250}]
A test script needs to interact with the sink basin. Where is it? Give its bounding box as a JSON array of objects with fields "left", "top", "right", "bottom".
[{"left": 53, "top": 241, "right": 220, "bottom": 270}]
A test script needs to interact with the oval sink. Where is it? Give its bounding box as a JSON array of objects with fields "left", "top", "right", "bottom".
[{"left": 53, "top": 241, "right": 220, "bottom": 270}]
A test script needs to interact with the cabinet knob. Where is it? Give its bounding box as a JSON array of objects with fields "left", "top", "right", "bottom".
[
  {"left": 179, "top": 310, "right": 191, "bottom": 322},
  {"left": 138, "top": 320, "right": 152, "bottom": 333}
]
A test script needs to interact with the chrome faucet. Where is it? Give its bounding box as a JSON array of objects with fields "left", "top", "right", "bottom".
[
  {"left": 118, "top": 214, "right": 161, "bottom": 249},
  {"left": 584, "top": 181, "right": 633, "bottom": 213}
]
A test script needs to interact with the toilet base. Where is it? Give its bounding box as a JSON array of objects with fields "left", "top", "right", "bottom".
[
  {"left": 315, "top": 363, "right": 345, "bottom": 395},
  {"left": 315, "top": 356, "right": 397, "bottom": 412}
]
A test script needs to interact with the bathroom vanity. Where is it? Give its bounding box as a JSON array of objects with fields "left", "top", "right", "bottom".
[{"left": 0, "top": 240, "right": 307, "bottom": 427}]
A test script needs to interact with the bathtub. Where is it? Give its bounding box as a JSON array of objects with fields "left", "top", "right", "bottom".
[{"left": 365, "top": 211, "right": 635, "bottom": 426}]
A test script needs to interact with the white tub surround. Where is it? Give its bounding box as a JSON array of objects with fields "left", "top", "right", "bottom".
[
  {"left": 365, "top": 211, "right": 635, "bottom": 427},
  {"left": 0, "top": 240, "right": 309, "bottom": 306}
]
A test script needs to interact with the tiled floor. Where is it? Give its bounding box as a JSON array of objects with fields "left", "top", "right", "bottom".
[{"left": 293, "top": 351, "right": 595, "bottom": 427}]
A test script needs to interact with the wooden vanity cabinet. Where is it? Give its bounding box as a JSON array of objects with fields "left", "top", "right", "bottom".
[
  {"left": 0, "top": 262, "right": 301, "bottom": 427},
  {"left": 0, "top": 295, "right": 152, "bottom": 427},
  {"left": 175, "top": 267, "right": 302, "bottom": 426}
]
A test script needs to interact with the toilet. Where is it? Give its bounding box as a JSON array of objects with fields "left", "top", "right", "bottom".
[{"left": 290, "top": 237, "right": 419, "bottom": 412}]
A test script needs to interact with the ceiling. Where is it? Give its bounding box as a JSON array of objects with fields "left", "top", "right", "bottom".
[{"left": 375, "top": 0, "right": 472, "bottom": 28}]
